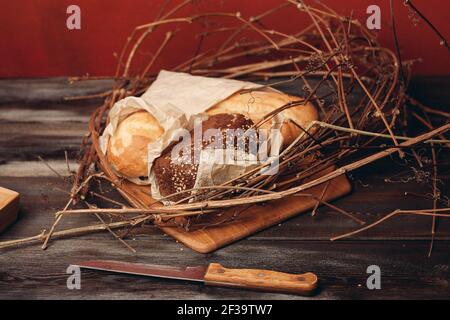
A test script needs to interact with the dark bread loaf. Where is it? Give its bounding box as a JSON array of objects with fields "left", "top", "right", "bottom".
[{"left": 153, "top": 113, "right": 254, "bottom": 200}]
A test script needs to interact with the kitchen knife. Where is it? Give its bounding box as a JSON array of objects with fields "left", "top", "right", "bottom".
[{"left": 76, "top": 260, "right": 318, "bottom": 296}]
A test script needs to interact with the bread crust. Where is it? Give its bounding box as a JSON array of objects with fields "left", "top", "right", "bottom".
[
  {"left": 153, "top": 113, "right": 254, "bottom": 199},
  {"left": 206, "top": 90, "right": 318, "bottom": 146},
  {"left": 106, "top": 111, "right": 164, "bottom": 178}
]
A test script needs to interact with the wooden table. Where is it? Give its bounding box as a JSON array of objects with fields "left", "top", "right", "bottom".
[{"left": 0, "top": 77, "right": 449, "bottom": 300}]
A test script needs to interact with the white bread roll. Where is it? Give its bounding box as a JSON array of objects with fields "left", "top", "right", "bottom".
[
  {"left": 206, "top": 90, "right": 318, "bottom": 147},
  {"left": 106, "top": 111, "right": 164, "bottom": 178}
]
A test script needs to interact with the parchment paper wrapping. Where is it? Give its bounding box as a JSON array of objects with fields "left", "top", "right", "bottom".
[{"left": 100, "top": 70, "right": 284, "bottom": 204}]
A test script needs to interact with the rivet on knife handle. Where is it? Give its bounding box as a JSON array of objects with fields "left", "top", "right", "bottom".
[{"left": 203, "top": 263, "right": 318, "bottom": 295}]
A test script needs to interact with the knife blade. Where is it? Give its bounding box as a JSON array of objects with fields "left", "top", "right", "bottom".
[{"left": 76, "top": 260, "right": 318, "bottom": 296}]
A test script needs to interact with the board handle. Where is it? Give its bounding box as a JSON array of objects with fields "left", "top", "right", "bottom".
[{"left": 204, "top": 263, "right": 318, "bottom": 296}]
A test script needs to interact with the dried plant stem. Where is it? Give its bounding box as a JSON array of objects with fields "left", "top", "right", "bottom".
[
  {"left": 179, "top": 119, "right": 447, "bottom": 207},
  {"left": 312, "top": 180, "right": 330, "bottom": 216},
  {"left": 141, "top": 31, "right": 173, "bottom": 78},
  {"left": 408, "top": 96, "right": 450, "bottom": 118},
  {"left": 338, "top": 70, "right": 354, "bottom": 130},
  {"left": 217, "top": 2, "right": 290, "bottom": 53},
  {"left": 313, "top": 121, "right": 450, "bottom": 145},
  {"left": 331, "top": 208, "right": 450, "bottom": 241},
  {"left": 93, "top": 212, "right": 136, "bottom": 254},
  {"left": 404, "top": 0, "right": 450, "bottom": 51},
  {"left": 89, "top": 191, "right": 129, "bottom": 208},
  {"left": 56, "top": 208, "right": 217, "bottom": 218},
  {"left": 65, "top": 90, "right": 113, "bottom": 101},
  {"left": 351, "top": 68, "right": 402, "bottom": 156},
  {"left": 309, "top": 195, "right": 365, "bottom": 225},
  {"left": 43, "top": 173, "right": 107, "bottom": 249},
  {"left": 64, "top": 150, "right": 72, "bottom": 176},
  {"left": 41, "top": 199, "right": 71, "bottom": 250},
  {"left": 389, "top": 0, "right": 405, "bottom": 82},
  {"left": 411, "top": 112, "right": 450, "bottom": 148},
  {"left": 428, "top": 145, "right": 438, "bottom": 257},
  {"left": 121, "top": 0, "right": 193, "bottom": 76},
  {"left": 135, "top": 124, "right": 450, "bottom": 213},
  {"left": 83, "top": 200, "right": 136, "bottom": 253},
  {"left": 37, "top": 156, "right": 64, "bottom": 180},
  {"left": 0, "top": 217, "right": 146, "bottom": 250}
]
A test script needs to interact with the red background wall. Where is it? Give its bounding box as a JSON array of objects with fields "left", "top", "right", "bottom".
[{"left": 1, "top": 0, "right": 449, "bottom": 77}]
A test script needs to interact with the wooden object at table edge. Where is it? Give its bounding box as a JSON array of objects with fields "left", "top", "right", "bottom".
[
  {"left": 0, "top": 187, "right": 20, "bottom": 234},
  {"left": 121, "top": 166, "right": 352, "bottom": 254}
]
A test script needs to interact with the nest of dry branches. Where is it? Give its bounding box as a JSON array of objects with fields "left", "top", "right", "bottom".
[{"left": 2, "top": 0, "right": 448, "bottom": 253}]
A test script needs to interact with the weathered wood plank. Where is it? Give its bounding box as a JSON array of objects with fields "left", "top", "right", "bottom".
[
  {"left": 0, "top": 161, "right": 78, "bottom": 177},
  {"left": 0, "top": 78, "right": 113, "bottom": 103},
  {"left": 0, "top": 101, "right": 95, "bottom": 161},
  {"left": 0, "top": 239, "right": 448, "bottom": 299}
]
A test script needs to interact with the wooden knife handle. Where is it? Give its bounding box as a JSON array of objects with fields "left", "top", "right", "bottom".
[{"left": 204, "top": 263, "right": 318, "bottom": 296}]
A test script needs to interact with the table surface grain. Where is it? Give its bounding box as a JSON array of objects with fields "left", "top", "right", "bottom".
[{"left": 0, "top": 77, "right": 449, "bottom": 300}]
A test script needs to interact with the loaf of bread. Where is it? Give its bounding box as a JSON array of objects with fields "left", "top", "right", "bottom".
[
  {"left": 106, "top": 110, "right": 164, "bottom": 179},
  {"left": 153, "top": 113, "right": 255, "bottom": 200},
  {"left": 206, "top": 90, "right": 318, "bottom": 147}
]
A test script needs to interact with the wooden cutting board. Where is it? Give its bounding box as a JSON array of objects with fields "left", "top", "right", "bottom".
[{"left": 121, "top": 168, "right": 351, "bottom": 253}]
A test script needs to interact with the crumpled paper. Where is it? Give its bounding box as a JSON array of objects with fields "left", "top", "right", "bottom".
[
  {"left": 100, "top": 70, "right": 284, "bottom": 204},
  {"left": 99, "top": 95, "right": 188, "bottom": 185}
]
